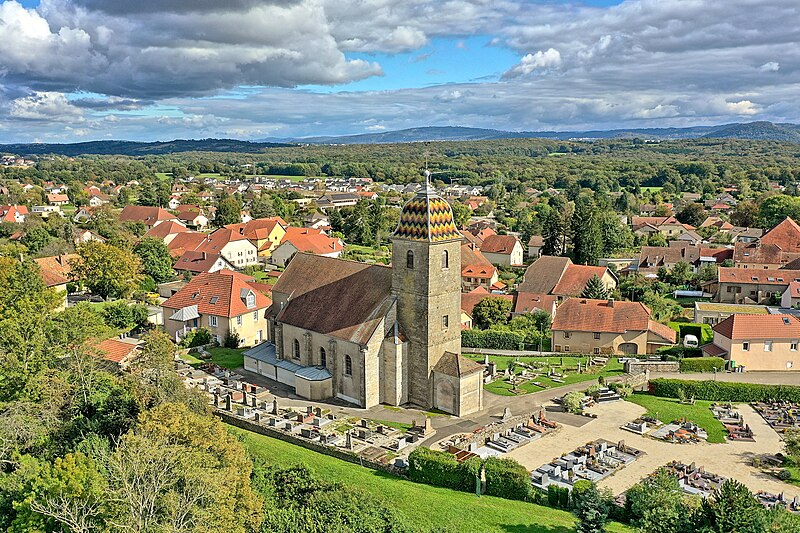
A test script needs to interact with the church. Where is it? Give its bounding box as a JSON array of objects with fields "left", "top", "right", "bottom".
[{"left": 243, "top": 173, "right": 484, "bottom": 416}]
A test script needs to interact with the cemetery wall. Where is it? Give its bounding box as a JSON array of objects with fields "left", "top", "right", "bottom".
[
  {"left": 453, "top": 408, "right": 551, "bottom": 447},
  {"left": 216, "top": 411, "right": 408, "bottom": 478},
  {"left": 624, "top": 360, "right": 679, "bottom": 374}
]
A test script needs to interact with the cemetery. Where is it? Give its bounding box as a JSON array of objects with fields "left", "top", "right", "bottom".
[
  {"left": 621, "top": 415, "right": 662, "bottom": 435},
  {"left": 710, "top": 403, "right": 754, "bottom": 441},
  {"left": 649, "top": 419, "right": 709, "bottom": 443},
  {"left": 176, "top": 359, "right": 427, "bottom": 468},
  {"left": 530, "top": 439, "right": 644, "bottom": 490},
  {"left": 751, "top": 401, "right": 800, "bottom": 434}
]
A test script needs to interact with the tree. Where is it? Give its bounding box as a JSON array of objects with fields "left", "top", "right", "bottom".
[
  {"left": 581, "top": 274, "right": 609, "bottom": 300},
  {"left": 542, "top": 208, "right": 565, "bottom": 256},
  {"left": 730, "top": 200, "right": 759, "bottom": 228},
  {"left": 249, "top": 194, "right": 275, "bottom": 219},
  {"left": 694, "top": 479, "right": 765, "bottom": 533},
  {"left": 101, "top": 300, "right": 149, "bottom": 331},
  {"left": 625, "top": 468, "right": 692, "bottom": 533},
  {"left": 572, "top": 197, "right": 602, "bottom": 265},
  {"left": 215, "top": 194, "right": 242, "bottom": 227},
  {"left": 71, "top": 241, "right": 142, "bottom": 300},
  {"left": 571, "top": 480, "right": 608, "bottom": 533},
  {"left": 133, "top": 237, "right": 174, "bottom": 284},
  {"left": 20, "top": 226, "right": 52, "bottom": 254},
  {"left": 676, "top": 202, "right": 706, "bottom": 227},
  {"left": 472, "top": 297, "right": 512, "bottom": 330},
  {"left": 667, "top": 261, "right": 693, "bottom": 286},
  {"left": 598, "top": 211, "right": 633, "bottom": 255},
  {"left": 784, "top": 428, "right": 800, "bottom": 457},
  {"left": 759, "top": 195, "right": 800, "bottom": 229},
  {"left": 451, "top": 201, "right": 471, "bottom": 228}
]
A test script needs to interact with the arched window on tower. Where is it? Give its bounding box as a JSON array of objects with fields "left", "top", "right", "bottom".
[
  {"left": 345, "top": 355, "right": 353, "bottom": 376},
  {"left": 442, "top": 250, "right": 449, "bottom": 269},
  {"left": 406, "top": 250, "right": 414, "bottom": 269},
  {"left": 292, "top": 339, "right": 300, "bottom": 360},
  {"left": 319, "top": 347, "right": 327, "bottom": 368}
]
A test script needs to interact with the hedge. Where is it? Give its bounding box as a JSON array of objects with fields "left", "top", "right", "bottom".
[
  {"left": 483, "top": 457, "right": 531, "bottom": 501},
  {"left": 650, "top": 378, "right": 800, "bottom": 403},
  {"left": 679, "top": 357, "right": 726, "bottom": 373},
  {"left": 407, "top": 448, "right": 475, "bottom": 492},
  {"left": 461, "top": 329, "right": 525, "bottom": 350},
  {"left": 668, "top": 322, "right": 713, "bottom": 344}
]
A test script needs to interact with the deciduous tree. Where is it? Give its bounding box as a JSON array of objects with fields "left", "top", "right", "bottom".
[{"left": 70, "top": 241, "right": 142, "bottom": 300}]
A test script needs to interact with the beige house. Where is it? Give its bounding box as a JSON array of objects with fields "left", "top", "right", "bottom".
[
  {"left": 714, "top": 267, "right": 800, "bottom": 304},
  {"left": 460, "top": 243, "right": 499, "bottom": 291},
  {"left": 703, "top": 314, "right": 800, "bottom": 371},
  {"left": 225, "top": 217, "right": 288, "bottom": 257},
  {"left": 631, "top": 216, "right": 687, "bottom": 238},
  {"left": 551, "top": 298, "right": 677, "bottom": 355},
  {"left": 693, "top": 301, "right": 769, "bottom": 326},
  {"left": 162, "top": 270, "right": 272, "bottom": 346},
  {"left": 480, "top": 234, "right": 524, "bottom": 266},
  {"left": 518, "top": 256, "right": 617, "bottom": 301}
]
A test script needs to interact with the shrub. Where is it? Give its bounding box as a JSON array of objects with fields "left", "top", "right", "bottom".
[
  {"left": 657, "top": 345, "right": 702, "bottom": 359},
  {"left": 650, "top": 378, "right": 800, "bottom": 403},
  {"left": 483, "top": 457, "right": 530, "bottom": 501},
  {"left": 461, "top": 329, "right": 525, "bottom": 350},
  {"left": 776, "top": 469, "right": 792, "bottom": 481},
  {"left": 562, "top": 391, "right": 584, "bottom": 414},
  {"left": 180, "top": 327, "right": 212, "bottom": 348},
  {"left": 407, "top": 448, "right": 474, "bottom": 492},
  {"left": 608, "top": 382, "right": 633, "bottom": 398},
  {"left": 679, "top": 357, "right": 725, "bottom": 373},
  {"left": 223, "top": 331, "right": 242, "bottom": 349},
  {"left": 101, "top": 301, "right": 150, "bottom": 331}
]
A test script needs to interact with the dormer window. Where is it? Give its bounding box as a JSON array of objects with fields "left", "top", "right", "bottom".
[{"left": 246, "top": 292, "right": 256, "bottom": 309}]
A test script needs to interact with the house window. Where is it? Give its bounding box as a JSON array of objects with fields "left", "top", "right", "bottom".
[
  {"left": 442, "top": 250, "right": 449, "bottom": 269},
  {"left": 564, "top": 345, "right": 570, "bottom": 352},
  {"left": 442, "top": 315, "right": 449, "bottom": 329},
  {"left": 791, "top": 342, "right": 798, "bottom": 352},
  {"left": 345, "top": 355, "right": 352, "bottom": 376},
  {"left": 554, "top": 345, "right": 561, "bottom": 352},
  {"left": 209, "top": 315, "right": 218, "bottom": 327},
  {"left": 320, "top": 347, "right": 327, "bottom": 367},
  {"left": 743, "top": 341, "right": 750, "bottom": 351},
  {"left": 237, "top": 315, "right": 243, "bottom": 326},
  {"left": 593, "top": 332, "right": 601, "bottom": 340},
  {"left": 246, "top": 292, "right": 256, "bottom": 308},
  {"left": 293, "top": 339, "right": 300, "bottom": 360},
  {"left": 253, "top": 311, "right": 258, "bottom": 321},
  {"left": 564, "top": 332, "right": 571, "bottom": 339},
  {"left": 593, "top": 348, "right": 600, "bottom": 355},
  {"left": 406, "top": 250, "right": 414, "bottom": 269},
  {"left": 764, "top": 341, "right": 773, "bottom": 352}
]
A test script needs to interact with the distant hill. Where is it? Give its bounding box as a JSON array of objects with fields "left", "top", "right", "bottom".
[
  {"left": 274, "top": 122, "right": 800, "bottom": 145},
  {"left": 0, "top": 138, "right": 292, "bottom": 156}
]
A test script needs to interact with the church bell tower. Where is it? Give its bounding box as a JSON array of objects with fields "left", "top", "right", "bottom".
[{"left": 391, "top": 171, "right": 463, "bottom": 408}]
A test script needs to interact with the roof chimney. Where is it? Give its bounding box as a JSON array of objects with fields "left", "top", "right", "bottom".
[{"left": 608, "top": 298, "right": 615, "bottom": 308}]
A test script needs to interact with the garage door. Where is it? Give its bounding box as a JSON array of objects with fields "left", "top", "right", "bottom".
[{"left": 619, "top": 343, "right": 639, "bottom": 355}]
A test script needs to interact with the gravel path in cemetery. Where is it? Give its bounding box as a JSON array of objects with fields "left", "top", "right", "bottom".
[{"left": 507, "top": 400, "right": 799, "bottom": 498}]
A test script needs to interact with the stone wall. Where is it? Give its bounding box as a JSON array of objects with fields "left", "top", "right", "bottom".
[
  {"left": 624, "top": 360, "right": 680, "bottom": 374},
  {"left": 451, "top": 408, "right": 552, "bottom": 448},
  {"left": 217, "top": 411, "right": 407, "bottom": 478}
]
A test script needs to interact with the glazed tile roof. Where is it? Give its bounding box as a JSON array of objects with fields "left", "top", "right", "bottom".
[
  {"left": 393, "top": 183, "right": 461, "bottom": 242},
  {"left": 713, "top": 314, "right": 800, "bottom": 340}
]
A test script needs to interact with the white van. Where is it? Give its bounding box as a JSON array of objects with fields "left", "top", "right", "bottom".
[{"left": 683, "top": 334, "right": 699, "bottom": 348}]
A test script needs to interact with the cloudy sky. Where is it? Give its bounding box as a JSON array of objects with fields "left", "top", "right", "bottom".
[{"left": 0, "top": 0, "right": 798, "bottom": 142}]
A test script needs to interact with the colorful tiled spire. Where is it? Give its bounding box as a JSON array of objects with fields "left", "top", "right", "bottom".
[{"left": 393, "top": 171, "right": 462, "bottom": 242}]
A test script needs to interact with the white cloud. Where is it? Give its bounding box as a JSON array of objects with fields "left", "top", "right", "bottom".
[
  {"left": 725, "top": 100, "right": 761, "bottom": 115},
  {"left": 9, "top": 92, "right": 84, "bottom": 122},
  {"left": 365, "top": 124, "right": 386, "bottom": 131},
  {"left": 760, "top": 61, "right": 780, "bottom": 72},
  {"left": 503, "top": 48, "right": 562, "bottom": 78}
]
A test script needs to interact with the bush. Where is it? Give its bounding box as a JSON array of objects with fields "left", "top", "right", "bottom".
[
  {"left": 547, "top": 485, "right": 571, "bottom": 509},
  {"left": 657, "top": 345, "right": 702, "bottom": 359},
  {"left": 668, "top": 322, "right": 713, "bottom": 344},
  {"left": 101, "top": 301, "right": 150, "bottom": 331},
  {"left": 180, "top": 327, "right": 213, "bottom": 348},
  {"left": 608, "top": 382, "right": 633, "bottom": 398},
  {"left": 650, "top": 378, "right": 800, "bottom": 403},
  {"left": 679, "top": 357, "right": 725, "bottom": 373},
  {"left": 483, "top": 457, "right": 530, "bottom": 501},
  {"left": 777, "top": 469, "right": 792, "bottom": 481},
  {"left": 407, "top": 448, "right": 474, "bottom": 492},
  {"left": 223, "top": 331, "right": 242, "bottom": 349},
  {"left": 461, "top": 329, "right": 525, "bottom": 350}
]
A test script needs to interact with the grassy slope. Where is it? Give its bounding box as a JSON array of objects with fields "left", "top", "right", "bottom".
[
  {"left": 625, "top": 393, "right": 727, "bottom": 443},
  {"left": 206, "top": 347, "right": 245, "bottom": 369},
  {"left": 230, "top": 425, "right": 632, "bottom": 533}
]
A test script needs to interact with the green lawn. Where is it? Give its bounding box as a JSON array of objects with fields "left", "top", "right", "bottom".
[
  {"left": 179, "top": 351, "right": 204, "bottom": 365},
  {"left": 230, "top": 425, "right": 632, "bottom": 533},
  {"left": 472, "top": 355, "right": 625, "bottom": 396},
  {"left": 641, "top": 186, "right": 664, "bottom": 192},
  {"left": 625, "top": 393, "right": 728, "bottom": 443},
  {"left": 206, "top": 347, "right": 245, "bottom": 369}
]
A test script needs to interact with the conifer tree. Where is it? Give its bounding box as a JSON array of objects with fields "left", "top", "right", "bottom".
[{"left": 581, "top": 274, "right": 609, "bottom": 300}]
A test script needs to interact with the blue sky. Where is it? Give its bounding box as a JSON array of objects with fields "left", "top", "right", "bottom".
[{"left": 0, "top": 0, "right": 797, "bottom": 142}]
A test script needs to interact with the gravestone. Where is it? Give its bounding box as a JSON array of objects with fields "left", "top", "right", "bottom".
[
  {"left": 250, "top": 396, "right": 256, "bottom": 408},
  {"left": 254, "top": 412, "right": 261, "bottom": 423},
  {"left": 501, "top": 407, "right": 512, "bottom": 421},
  {"left": 213, "top": 392, "right": 219, "bottom": 406},
  {"left": 315, "top": 407, "right": 322, "bottom": 417},
  {"left": 272, "top": 397, "right": 279, "bottom": 415},
  {"left": 346, "top": 432, "right": 353, "bottom": 450},
  {"left": 242, "top": 391, "right": 248, "bottom": 405},
  {"left": 423, "top": 417, "right": 433, "bottom": 435},
  {"left": 307, "top": 405, "right": 313, "bottom": 415},
  {"left": 225, "top": 394, "right": 232, "bottom": 411},
  {"left": 250, "top": 384, "right": 257, "bottom": 394},
  {"left": 360, "top": 419, "right": 369, "bottom": 428}
]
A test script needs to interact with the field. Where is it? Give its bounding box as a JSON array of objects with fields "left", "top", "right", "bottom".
[
  {"left": 155, "top": 172, "right": 222, "bottom": 181},
  {"left": 467, "top": 354, "right": 625, "bottom": 396},
  {"left": 625, "top": 393, "right": 728, "bottom": 443},
  {"left": 230, "top": 425, "right": 633, "bottom": 532},
  {"left": 261, "top": 174, "right": 325, "bottom": 182}
]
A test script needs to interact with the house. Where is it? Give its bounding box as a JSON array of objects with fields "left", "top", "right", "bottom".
[
  {"left": 241, "top": 179, "right": 483, "bottom": 416},
  {"left": 175, "top": 207, "right": 209, "bottom": 230},
  {"left": 628, "top": 243, "right": 702, "bottom": 276},
  {"left": 631, "top": 216, "right": 687, "bottom": 238},
  {"left": 304, "top": 211, "right": 330, "bottom": 230},
  {"left": 225, "top": 217, "right": 288, "bottom": 257},
  {"left": 480, "top": 234, "right": 524, "bottom": 266},
  {"left": 513, "top": 292, "right": 558, "bottom": 317},
  {"left": 87, "top": 193, "right": 111, "bottom": 207},
  {"left": 74, "top": 229, "right": 106, "bottom": 244},
  {"left": 269, "top": 228, "right": 344, "bottom": 267},
  {"left": 702, "top": 314, "right": 800, "bottom": 371},
  {"left": 166, "top": 229, "right": 259, "bottom": 268},
  {"left": 34, "top": 254, "right": 78, "bottom": 309},
  {"left": 162, "top": 270, "right": 272, "bottom": 346},
  {"left": 72, "top": 207, "right": 95, "bottom": 223},
  {"left": 144, "top": 220, "right": 191, "bottom": 245},
  {"left": 461, "top": 287, "right": 514, "bottom": 328},
  {"left": 173, "top": 251, "right": 236, "bottom": 275},
  {"left": 527, "top": 235, "right": 544, "bottom": 259},
  {"left": 781, "top": 282, "right": 800, "bottom": 308},
  {"left": 92, "top": 337, "right": 141, "bottom": 370},
  {"left": 31, "top": 205, "right": 61, "bottom": 218},
  {"left": 47, "top": 193, "right": 70, "bottom": 206},
  {"left": 517, "top": 256, "right": 617, "bottom": 300},
  {"left": 551, "top": 298, "right": 676, "bottom": 355},
  {"left": 119, "top": 205, "right": 177, "bottom": 230},
  {"left": 316, "top": 192, "right": 360, "bottom": 210},
  {"left": 733, "top": 217, "right": 800, "bottom": 269},
  {"left": 694, "top": 302, "right": 770, "bottom": 326},
  {"left": 714, "top": 267, "right": 800, "bottom": 304},
  {"left": 460, "top": 243, "right": 499, "bottom": 292},
  {"left": 0, "top": 205, "right": 28, "bottom": 223},
  {"left": 730, "top": 227, "right": 763, "bottom": 243}
]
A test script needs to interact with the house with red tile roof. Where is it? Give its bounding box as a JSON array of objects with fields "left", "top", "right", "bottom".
[
  {"left": 47, "top": 193, "right": 70, "bottom": 206},
  {"left": 269, "top": 227, "right": 344, "bottom": 267},
  {"left": 166, "top": 228, "right": 259, "bottom": 268},
  {"left": 175, "top": 206, "right": 209, "bottom": 230},
  {"left": 460, "top": 243, "right": 498, "bottom": 291},
  {"left": 34, "top": 254, "right": 77, "bottom": 309},
  {"left": 518, "top": 256, "right": 617, "bottom": 301},
  {"left": 162, "top": 270, "right": 272, "bottom": 345},
  {"left": 173, "top": 251, "right": 236, "bottom": 275},
  {"left": 702, "top": 314, "right": 800, "bottom": 371},
  {"left": 513, "top": 292, "right": 558, "bottom": 317},
  {"left": 480, "top": 234, "right": 524, "bottom": 266},
  {"left": 781, "top": 281, "right": 800, "bottom": 308},
  {"left": 120, "top": 205, "right": 177, "bottom": 230},
  {"left": 631, "top": 216, "right": 688, "bottom": 238},
  {"left": 0, "top": 205, "right": 28, "bottom": 223},
  {"left": 733, "top": 217, "right": 800, "bottom": 269},
  {"left": 144, "top": 220, "right": 191, "bottom": 245},
  {"left": 714, "top": 267, "right": 800, "bottom": 304},
  {"left": 551, "top": 298, "right": 676, "bottom": 355},
  {"left": 460, "top": 287, "right": 514, "bottom": 327},
  {"left": 225, "top": 217, "right": 288, "bottom": 257},
  {"left": 92, "top": 338, "right": 142, "bottom": 370}
]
